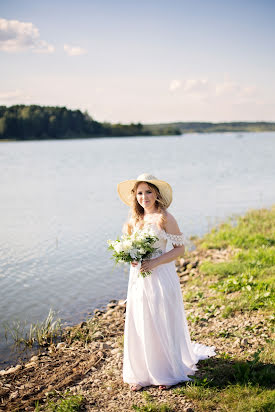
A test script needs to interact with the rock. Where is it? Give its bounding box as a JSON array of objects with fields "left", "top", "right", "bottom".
[
  {"left": 99, "top": 343, "right": 111, "bottom": 350},
  {"left": 232, "top": 339, "right": 240, "bottom": 348},
  {"left": 94, "top": 309, "right": 105, "bottom": 316},
  {"left": 93, "top": 331, "right": 104, "bottom": 339},
  {"left": 106, "top": 309, "right": 116, "bottom": 316},
  {"left": 9, "top": 391, "right": 19, "bottom": 400},
  {"left": 0, "top": 387, "right": 10, "bottom": 396},
  {"left": 25, "top": 361, "right": 37, "bottom": 369},
  {"left": 111, "top": 348, "right": 121, "bottom": 355},
  {"left": 0, "top": 364, "right": 22, "bottom": 375},
  {"left": 179, "top": 258, "right": 185, "bottom": 267},
  {"left": 56, "top": 342, "right": 66, "bottom": 349},
  {"left": 107, "top": 301, "right": 118, "bottom": 309}
]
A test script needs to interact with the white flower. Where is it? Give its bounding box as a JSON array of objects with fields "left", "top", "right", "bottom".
[
  {"left": 114, "top": 243, "right": 124, "bottom": 253},
  {"left": 130, "top": 248, "right": 139, "bottom": 259},
  {"left": 122, "top": 239, "right": 133, "bottom": 251}
]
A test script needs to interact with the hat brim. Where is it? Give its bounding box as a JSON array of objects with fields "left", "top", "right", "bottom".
[{"left": 117, "top": 178, "right": 172, "bottom": 208}]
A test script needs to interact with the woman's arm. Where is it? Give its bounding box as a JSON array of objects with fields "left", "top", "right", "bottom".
[{"left": 140, "top": 212, "right": 185, "bottom": 272}]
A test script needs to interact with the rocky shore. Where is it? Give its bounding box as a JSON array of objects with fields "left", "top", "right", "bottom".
[{"left": 0, "top": 244, "right": 273, "bottom": 411}]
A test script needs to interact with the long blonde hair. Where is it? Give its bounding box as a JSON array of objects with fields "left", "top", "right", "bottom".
[{"left": 123, "top": 181, "right": 167, "bottom": 234}]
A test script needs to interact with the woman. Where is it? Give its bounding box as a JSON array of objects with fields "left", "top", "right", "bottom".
[{"left": 117, "top": 173, "right": 216, "bottom": 391}]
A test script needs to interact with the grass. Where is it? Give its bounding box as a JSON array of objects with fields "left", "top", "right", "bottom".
[
  {"left": 66, "top": 316, "right": 105, "bottom": 345},
  {"left": 179, "top": 205, "right": 275, "bottom": 411},
  {"left": 34, "top": 389, "right": 84, "bottom": 411},
  {"left": 188, "top": 207, "right": 275, "bottom": 317},
  {"left": 175, "top": 383, "right": 275, "bottom": 412},
  {"left": 3, "top": 308, "right": 63, "bottom": 347},
  {"left": 174, "top": 343, "right": 275, "bottom": 411},
  {"left": 195, "top": 206, "right": 275, "bottom": 250}
]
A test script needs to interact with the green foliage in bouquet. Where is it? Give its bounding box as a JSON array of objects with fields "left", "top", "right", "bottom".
[{"left": 107, "top": 229, "right": 161, "bottom": 278}]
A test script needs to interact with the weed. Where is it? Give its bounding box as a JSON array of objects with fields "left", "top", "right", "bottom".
[
  {"left": 233, "top": 349, "right": 275, "bottom": 386},
  {"left": 66, "top": 316, "right": 104, "bottom": 345},
  {"left": 34, "top": 389, "right": 84, "bottom": 411},
  {"left": 3, "top": 308, "right": 62, "bottom": 347}
]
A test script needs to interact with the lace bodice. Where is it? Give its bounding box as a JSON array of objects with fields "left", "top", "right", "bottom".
[{"left": 133, "top": 222, "right": 184, "bottom": 255}]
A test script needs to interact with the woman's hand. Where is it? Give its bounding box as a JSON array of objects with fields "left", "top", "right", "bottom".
[{"left": 141, "top": 258, "right": 159, "bottom": 272}]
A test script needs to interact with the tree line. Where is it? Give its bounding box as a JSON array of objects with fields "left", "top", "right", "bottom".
[
  {"left": 1, "top": 105, "right": 274, "bottom": 140},
  {"left": 0, "top": 105, "right": 180, "bottom": 140}
]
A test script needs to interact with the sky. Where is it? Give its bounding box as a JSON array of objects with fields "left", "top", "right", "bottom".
[{"left": 0, "top": 0, "right": 275, "bottom": 124}]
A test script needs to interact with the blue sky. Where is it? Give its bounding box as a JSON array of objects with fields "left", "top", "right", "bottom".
[{"left": 1, "top": 0, "right": 275, "bottom": 123}]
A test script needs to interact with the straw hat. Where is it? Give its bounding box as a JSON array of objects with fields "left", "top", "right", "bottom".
[{"left": 117, "top": 173, "right": 173, "bottom": 208}]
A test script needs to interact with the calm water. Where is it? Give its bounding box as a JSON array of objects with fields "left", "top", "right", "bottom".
[{"left": 0, "top": 132, "right": 274, "bottom": 367}]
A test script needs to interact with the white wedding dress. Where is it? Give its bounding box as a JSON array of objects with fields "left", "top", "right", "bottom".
[{"left": 122, "top": 222, "right": 216, "bottom": 387}]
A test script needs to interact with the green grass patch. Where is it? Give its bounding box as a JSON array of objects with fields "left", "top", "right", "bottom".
[
  {"left": 180, "top": 206, "right": 275, "bottom": 410},
  {"left": 34, "top": 389, "right": 84, "bottom": 411},
  {"left": 195, "top": 206, "right": 275, "bottom": 250},
  {"left": 175, "top": 383, "right": 275, "bottom": 412},
  {"left": 195, "top": 207, "right": 275, "bottom": 316},
  {"left": 199, "top": 260, "right": 246, "bottom": 279},
  {"left": 174, "top": 346, "right": 275, "bottom": 411}
]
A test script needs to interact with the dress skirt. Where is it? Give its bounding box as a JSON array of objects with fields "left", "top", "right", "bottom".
[{"left": 122, "top": 261, "right": 216, "bottom": 387}]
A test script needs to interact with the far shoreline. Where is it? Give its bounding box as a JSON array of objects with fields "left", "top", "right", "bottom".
[{"left": 1, "top": 129, "right": 275, "bottom": 143}]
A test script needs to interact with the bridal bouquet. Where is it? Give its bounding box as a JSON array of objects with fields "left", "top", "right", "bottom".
[{"left": 107, "top": 228, "right": 160, "bottom": 278}]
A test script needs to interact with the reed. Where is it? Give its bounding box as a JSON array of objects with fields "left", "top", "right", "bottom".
[{"left": 3, "top": 308, "right": 62, "bottom": 347}]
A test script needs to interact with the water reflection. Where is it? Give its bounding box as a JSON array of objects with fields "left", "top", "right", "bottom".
[{"left": 0, "top": 131, "right": 274, "bottom": 367}]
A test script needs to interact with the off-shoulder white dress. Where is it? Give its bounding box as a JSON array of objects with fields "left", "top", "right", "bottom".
[{"left": 122, "top": 222, "right": 216, "bottom": 387}]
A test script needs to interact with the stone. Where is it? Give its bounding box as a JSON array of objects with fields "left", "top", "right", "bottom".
[
  {"left": 111, "top": 348, "right": 121, "bottom": 355},
  {"left": 9, "top": 391, "right": 19, "bottom": 400},
  {"left": 0, "top": 364, "right": 22, "bottom": 375},
  {"left": 56, "top": 342, "right": 66, "bottom": 349},
  {"left": 99, "top": 343, "right": 111, "bottom": 350},
  {"left": 25, "top": 361, "right": 37, "bottom": 369},
  {"left": 179, "top": 258, "right": 185, "bottom": 267}
]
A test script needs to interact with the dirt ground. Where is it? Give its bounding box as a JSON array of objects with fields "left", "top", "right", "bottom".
[{"left": 0, "top": 247, "right": 272, "bottom": 411}]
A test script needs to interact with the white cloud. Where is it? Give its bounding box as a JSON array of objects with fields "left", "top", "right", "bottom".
[
  {"left": 0, "top": 18, "right": 54, "bottom": 53},
  {"left": 169, "top": 79, "right": 181, "bottom": 91},
  {"left": 215, "top": 76, "right": 260, "bottom": 104},
  {"left": 215, "top": 79, "right": 240, "bottom": 96},
  {"left": 0, "top": 89, "right": 31, "bottom": 102},
  {"left": 64, "top": 44, "right": 87, "bottom": 56},
  {"left": 169, "top": 77, "right": 211, "bottom": 99},
  {"left": 182, "top": 78, "right": 209, "bottom": 93},
  {"left": 169, "top": 74, "right": 261, "bottom": 105}
]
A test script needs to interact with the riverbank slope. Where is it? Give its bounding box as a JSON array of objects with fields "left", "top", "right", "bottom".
[{"left": 0, "top": 205, "right": 274, "bottom": 411}]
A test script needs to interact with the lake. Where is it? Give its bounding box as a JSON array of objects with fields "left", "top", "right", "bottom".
[{"left": 0, "top": 132, "right": 274, "bottom": 368}]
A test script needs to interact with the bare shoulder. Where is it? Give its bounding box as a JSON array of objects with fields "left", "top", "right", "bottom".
[{"left": 164, "top": 211, "right": 182, "bottom": 234}]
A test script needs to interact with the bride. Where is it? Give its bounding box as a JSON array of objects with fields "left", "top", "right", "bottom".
[{"left": 117, "top": 173, "right": 216, "bottom": 391}]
